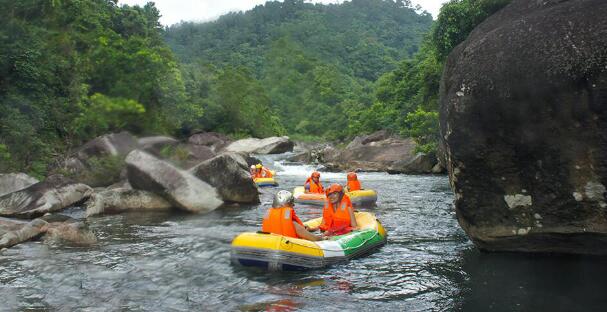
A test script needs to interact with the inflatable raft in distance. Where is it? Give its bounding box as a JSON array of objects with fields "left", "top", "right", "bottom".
[
  {"left": 231, "top": 212, "right": 386, "bottom": 271},
  {"left": 254, "top": 170, "right": 278, "bottom": 187},
  {"left": 293, "top": 186, "right": 377, "bottom": 206}
]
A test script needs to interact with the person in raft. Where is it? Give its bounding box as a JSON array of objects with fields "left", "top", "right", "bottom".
[
  {"left": 252, "top": 163, "right": 273, "bottom": 179},
  {"left": 308, "top": 183, "right": 358, "bottom": 236},
  {"left": 249, "top": 165, "right": 256, "bottom": 177},
  {"left": 262, "top": 190, "right": 324, "bottom": 241},
  {"left": 345, "top": 172, "right": 362, "bottom": 192},
  {"left": 304, "top": 171, "right": 324, "bottom": 193}
]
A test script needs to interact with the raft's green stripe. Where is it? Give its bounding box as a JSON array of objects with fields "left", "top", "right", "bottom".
[{"left": 331, "top": 229, "right": 384, "bottom": 256}]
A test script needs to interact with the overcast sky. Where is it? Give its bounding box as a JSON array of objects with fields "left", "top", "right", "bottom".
[{"left": 118, "top": 0, "right": 448, "bottom": 26}]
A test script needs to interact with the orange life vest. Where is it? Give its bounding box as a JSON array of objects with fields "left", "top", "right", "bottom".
[
  {"left": 253, "top": 168, "right": 273, "bottom": 179},
  {"left": 261, "top": 206, "right": 304, "bottom": 238},
  {"left": 319, "top": 195, "right": 353, "bottom": 235},
  {"left": 347, "top": 180, "right": 361, "bottom": 191},
  {"left": 305, "top": 178, "right": 324, "bottom": 193}
]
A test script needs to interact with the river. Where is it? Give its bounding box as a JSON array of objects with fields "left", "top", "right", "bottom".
[{"left": 1, "top": 153, "right": 607, "bottom": 311}]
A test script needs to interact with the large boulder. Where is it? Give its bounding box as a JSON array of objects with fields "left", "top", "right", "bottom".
[
  {"left": 85, "top": 188, "right": 172, "bottom": 217},
  {"left": 188, "top": 132, "right": 231, "bottom": 152},
  {"left": 439, "top": 0, "right": 607, "bottom": 254},
  {"left": 125, "top": 150, "right": 223, "bottom": 213},
  {"left": 190, "top": 153, "right": 260, "bottom": 204},
  {"left": 387, "top": 153, "right": 436, "bottom": 174},
  {"left": 0, "top": 175, "right": 93, "bottom": 218},
  {"left": 224, "top": 136, "right": 294, "bottom": 154},
  {"left": 75, "top": 131, "right": 139, "bottom": 160},
  {"left": 323, "top": 132, "right": 437, "bottom": 173},
  {"left": 53, "top": 132, "right": 139, "bottom": 187},
  {"left": 0, "top": 173, "right": 39, "bottom": 197}
]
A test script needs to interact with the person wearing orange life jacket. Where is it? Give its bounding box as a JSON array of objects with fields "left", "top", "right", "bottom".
[
  {"left": 249, "top": 165, "right": 256, "bottom": 178},
  {"left": 307, "top": 184, "right": 357, "bottom": 236},
  {"left": 261, "top": 190, "right": 323, "bottom": 241},
  {"left": 345, "top": 172, "right": 362, "bottom": 192},
  {"left": 252, "top": 163, "right": 274, "bottom": 179},
  {"left": 304, "top": 171, "right": 324, "bottom": 193}
]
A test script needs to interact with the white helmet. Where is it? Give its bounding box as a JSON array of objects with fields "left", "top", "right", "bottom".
[
  {"left": 273, "top": 190, "right": 294, "bottom": 208},
  {"left": 250, "top": 165, "right": 255, "bottom": 169}
]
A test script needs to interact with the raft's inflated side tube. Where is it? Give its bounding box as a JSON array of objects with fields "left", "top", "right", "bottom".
[
  {"left": 294, "top": 186, "right": 377, "bottom": 206},
  {"left": 254, "top": 177, "right": 278, "bottom": 187},
  {"left": 347, "top": 189, "right": 378, "bottom": 206},
  {"left": 231, "top": 212, "right": 387, "bottom": 271},
  {"left": 293, "top": 186, "right": 326, "bottom": 206}
]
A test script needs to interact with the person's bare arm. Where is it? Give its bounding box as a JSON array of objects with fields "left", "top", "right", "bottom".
[
  {"left": 294, "top": 222, "right": 322, "bottom": 241},
  {"left": 348, "top": 206, "right": 358, "bottom": 228}
]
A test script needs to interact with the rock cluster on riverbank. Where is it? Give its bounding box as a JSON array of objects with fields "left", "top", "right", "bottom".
[
  {"left": 290, "top": 130, "right": 445, "bottom": 174},
  {"left": 0, "top": 133, "right": 295, "bottom": 250}
]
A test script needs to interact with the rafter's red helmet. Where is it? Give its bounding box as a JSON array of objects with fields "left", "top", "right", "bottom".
[
  {"left": 311, "top": 171, "right": 321, "bottom": 178},
  {"left": 326, "top": 183, "right": 343, "bottom": 195},
  {"left": 347, "top": 172, "right": 358, "bottom": 181}
]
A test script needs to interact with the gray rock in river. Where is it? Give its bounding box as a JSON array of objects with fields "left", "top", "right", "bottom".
[
  {"left": 0, "top": 215, "right": 96, "bottom": 249},
  {"left": 85, "top": 188, "right": 173, "bottom": 217},
  {"left": 0, "top": 173, "right": 39, "bottom": 197},
  {"left": 0, "top": 217, "right": 48, "bottom": 249},
  {"left": 224, "top": 136, "right": 294, "bottom": 154},
  {"left": 125, "top": 150, "right": 223, "bottom": 213},
  {"left": 190, "top": 153, "right": 260, "bottom": 204},
  {"left": 322, "top": 131, "right": 438, "bottom": 173},
  {"left": 0, "top": 175, "right": 93, "bottom": 219},
  {"left": 439, "top": 0, "right": 607, "bottom": 254}
]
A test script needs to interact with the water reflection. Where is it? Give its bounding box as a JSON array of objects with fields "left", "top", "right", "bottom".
[{"left": 3, "top": 156, "right": 607, "bottom": 311}]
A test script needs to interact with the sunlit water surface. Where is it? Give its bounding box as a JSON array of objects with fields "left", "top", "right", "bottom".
[{"left": 2, "top": 153, "right": 607, "bottom": 311}]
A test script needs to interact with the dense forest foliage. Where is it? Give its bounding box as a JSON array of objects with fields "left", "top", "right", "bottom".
[
  {"left": 165, "top": 0, "right": 433, "bottom": 140},
  {"left": 0, "top": 0, "right": 201, "bottom": 175},
  {"left": 0, "top": 0, "right": 510, "bottom": 176}
]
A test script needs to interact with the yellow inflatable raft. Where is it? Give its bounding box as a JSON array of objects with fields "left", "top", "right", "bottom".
[
  {"left": 347, "top": 189, "right": 378, "bottom": 206},
  {"left": 254, "top": 177, "right": 278, "bottom": 187},
  {"left": 231, "top": 212, "right": 386, "bottom": 271},
  {"left": 293, "top": 186, "right": 377, "bottom": 206},
  {"left": 293, "top": 186, "right": 326, "bottom": 206}
]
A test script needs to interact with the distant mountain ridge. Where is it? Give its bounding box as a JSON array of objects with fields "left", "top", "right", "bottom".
[{"left": 164, "top": 0, "right": 433, "bottom": 81}]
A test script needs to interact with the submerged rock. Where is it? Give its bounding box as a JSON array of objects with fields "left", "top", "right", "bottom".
[
  {"left": 0, "top": 215, "right": 96, "bottom": 249},
  {"left": 440, "top": 0, "right": 607, "bottom": 254},
  {"left": 190, "top": 153, "right": 260, "bottom": 204},
  {"left": 225, "top": 136, "right": 294, "bottom": 154},
  {"left": 0, "top": 217, "right": 47, "bottom": 249},
  {"left": 0, "top": 175, "right": 93, "bottom": 218},
  {"left": 125, "top": 150, "right": 223, "bottom": 213},
  {"left": 86, "top": 188, "right": 173, "bottom": 217},
  {"left": 0, "top": 173, "right": 39, "bottom": 197}
]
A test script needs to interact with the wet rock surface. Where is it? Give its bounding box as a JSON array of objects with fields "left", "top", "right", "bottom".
[
  {"left": 85, "top": 188, "right": 173, "bottom": 217},
  {"left": 440, "top": 0, "right": 607, "bottom": 254}
]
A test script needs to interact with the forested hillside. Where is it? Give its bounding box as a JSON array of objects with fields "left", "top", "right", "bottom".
[
  {"left": 164, "top": 0, "right": 433, "bottom": 140},
  {"left": 0, "top": 0, "right": 200, "bottom": 175},
  {"left": 0, "top": 0, "right": 510, "bottom": 176}
]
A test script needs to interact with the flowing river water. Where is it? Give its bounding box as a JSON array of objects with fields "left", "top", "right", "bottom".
[{"left": 1, "top": 153, "right": 607, "bottom": 311}]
